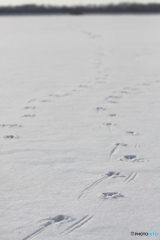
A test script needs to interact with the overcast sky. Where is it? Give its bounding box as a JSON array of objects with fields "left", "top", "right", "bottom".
[{"left": 0, "top": 0, "right": 160, "bottom": 6}]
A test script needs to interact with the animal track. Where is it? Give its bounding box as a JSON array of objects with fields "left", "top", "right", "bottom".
[
  {"left": 49, "top": 92, "right": 70, "bottom": 98},
  {"left": 124, "top": 172, "right": 137, "bottom": 184},
  {"left": 105, "top": 171, "right": 119, "bottom": 177},
  {"left": 105, "top": 123, "right": 115, "bottom": 135},
  {"left": 99, "top": 192, "right": 124, "bottom": 200},
  {"left": 104, "top": 122, "right": 117, "bottom": 129},
  {"left": 24, "top": 107, "right": 36, "bottom": 110},
  {"left": 124, "top": 155, "right": 136, "bottom": 160},
  {"left": 104, "top": 171, "right": 125, "bottom": 179},
  {"left": 108, "top": 101, "right": 117, "bottom": 104},
  {"left": 22, "top": 222, "right": 52, "bottom": 240},
  {"left": 120, "top": 155, "right": 147, "bottom": 163},
  {"left": 108, "top": 114, "right": 116, "bottom": 117},
  {"left": 40, "top": 100, "right": 51, "bottom": 103},
  {"left": 120, "top": 90, "right": 129, "bottom": 94},
  {"left": 106, "top": 123, "right": 112, "bottom": 126},
  {"left": 78, "top": 175, "right": 109, "bottom": 199},
  {"left": 22, "top": 215, "right": 74, "bottom": 240},
  {"left": 27, "top": 99, "right": 37, "bottom": 103},
  {"left": 96, "top": 107, "right": 106, "bottom": 112},
  {"left": 53, "top": 215, "right": 69, "bottom": 222},
  {"left": 40, "top": 215, "right": 74, "bottom": 223},
  {"left": 0, "top": 124, "right": 22, "bottom": 128},
  {"left": 126, "top": 131, "right": 139, "bottom": 136},
  {"left": 105, "top": 95, "right": 122, "bottom": 101},
  {"left": 60, "top": 215, "right": 93, "bottom": 235},
  {"left": 109, "top": 143, "right": 127, "bottom": 159},
  {"left": 22, "top": 115, "right": 36, "bottom": 118},
  {"left": 78, "top": 171, "right": 123, "bottom": 199},
  {"left": 3, "top": 135, "right": 19, "bottom": 139}
]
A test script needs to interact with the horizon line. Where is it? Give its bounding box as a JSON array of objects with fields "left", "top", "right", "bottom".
[{"left": 1, "top": 2, "right": 160, "bottom": 7}]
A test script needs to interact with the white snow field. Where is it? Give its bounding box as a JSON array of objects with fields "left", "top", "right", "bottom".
[{"left": 0, "top": 15, "right": 160, "bottom": 240}]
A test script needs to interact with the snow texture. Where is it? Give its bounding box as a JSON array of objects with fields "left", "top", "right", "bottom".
[{"left": 0, "top": 15, "right": 160, "bottom": 240}]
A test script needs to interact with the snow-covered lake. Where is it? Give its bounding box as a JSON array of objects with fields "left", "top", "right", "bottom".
[{"left": 0, "top": 15, "right": 160, "bottom": 240}]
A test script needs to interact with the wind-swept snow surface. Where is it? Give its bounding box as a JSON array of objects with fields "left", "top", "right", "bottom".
[{"left": 0, "top": 15, "right": 160, "bottom": 240}]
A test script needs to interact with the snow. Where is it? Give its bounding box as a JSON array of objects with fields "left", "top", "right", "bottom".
[{"left": 0, "top": 15, "right": 160, "bottom": 240}]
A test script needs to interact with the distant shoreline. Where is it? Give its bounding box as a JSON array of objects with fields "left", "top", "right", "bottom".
[{"left": 1, "top": 3, "right": 160, "bottom": 15}]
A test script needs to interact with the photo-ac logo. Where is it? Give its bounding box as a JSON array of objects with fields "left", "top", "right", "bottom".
[{"left": 131, "top": 232, "right": 158, "bottom": 236}]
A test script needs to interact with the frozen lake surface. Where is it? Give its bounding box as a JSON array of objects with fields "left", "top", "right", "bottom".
[{"left": 0, "top": 15, "right": 160, "bottom": 239}]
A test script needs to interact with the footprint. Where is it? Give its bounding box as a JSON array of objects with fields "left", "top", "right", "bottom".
[
  {"left": 105, "top": 171, "right": 119, "bottom": 177},
  {"left": 40, "top": 100, "right": 51, "bottom": 103},
  {"left": 22, "top": 115, "right": 36, "bottom": 118},
  {"left": 105, "top": 123, "right": 112, "bottom": 126},
  {"left": 126, "top": 131, "right": 139, "bottom": 136},
  {"left": 120, "top": 155, "right": 147, "bottom": 163},
  {"left": 104, "top": 171, "right": 126, "bottom": 179},
  {"left": 105, "top": 96, "right": 122, "bottom": 101},
  {"left": 99, "top": 192, "right": 124, "bottom": 200},
  {"left": 40, "top": 215, "right": 74, "bottom": 224},
  {"left": 120, "top": 91, "right": 129, "bottom": 94},
  {"left": 96, "top": 107, "right": 106, "bottom": 112},
  {"left": 124, "top": 155, "right": 136, "bottom": 160},
  {"left": 103, "top": 123, "right": 117, "bottom": 126},
  {"left": 135, "top": 143, "right": 140, "bottom": 148},
  {"left": 53, "top": 215, "right": 69, "bottom": 223},
  {"left": 109, "top": 143, "right": 127, "bottom": 159},
  {"left": 117, "top": 143, "right": 127, "bottom": 146},
  {"left": 24, "top": 107, "right": 36, "bottom": 110},
  {"left": 60, "top": 215, "right": 93, "bottom": 235},
  {"left": 108, "top": 114, "right": 116, "bottom": 117},
  {"left": 0, "top": 124, "right": 22, "bottom": 128},
  {"left": 49, "top": 92, "right": 70, "bottom": 98},
  {"left": 3, "top": 135, "right": 19, "bottom": 139},
  {"left": 78, "top": 171, "right": 124, "bottom": 199},
  {"left": 27, "top": 99, "right": 37, "bottom": 103},
  {"left": 22, "top": 215, "right": 74, "bottom": 240}
]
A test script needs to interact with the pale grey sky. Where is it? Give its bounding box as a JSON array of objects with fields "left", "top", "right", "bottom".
[{"left": 0, "top": 0, "right": 160, "bottom": 6}]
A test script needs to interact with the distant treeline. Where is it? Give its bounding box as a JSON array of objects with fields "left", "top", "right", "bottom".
[{"left": 1, "top": 3, "right": 160, "bottom": 15}]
